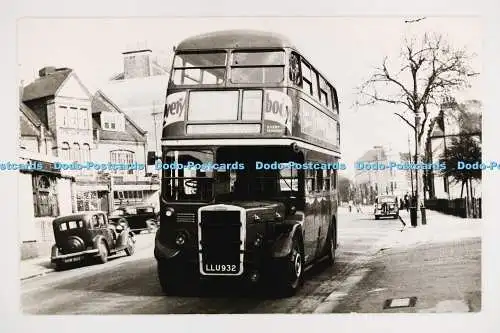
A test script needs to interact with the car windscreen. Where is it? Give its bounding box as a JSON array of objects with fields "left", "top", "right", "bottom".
[{"left": 378, "top": 197, "right": 396, "bottom": 203}]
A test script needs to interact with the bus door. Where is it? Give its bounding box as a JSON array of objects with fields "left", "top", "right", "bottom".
[
  {"left": 317, "top": 169, "right": 332, "bottom": 253},
  {"left": 304, "top": 168, "right": 320, "bottom": 263}
]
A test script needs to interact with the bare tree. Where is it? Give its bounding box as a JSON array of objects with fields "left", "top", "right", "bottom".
[
  {"left": 356, "top": 33, "right": 476, "bottom": 144},
  {"left": 355, "top": 32, "right": 477, "bottom": 209}
]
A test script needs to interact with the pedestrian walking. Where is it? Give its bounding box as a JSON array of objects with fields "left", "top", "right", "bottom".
[
  {"left": 404, "top": 194, "right": 410, "bottom": 212},
  {"left": 348, "top": 200, "right": 353, "bottom": 213}
]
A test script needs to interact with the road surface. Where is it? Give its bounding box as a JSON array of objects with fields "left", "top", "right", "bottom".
[{"left": 20, "top": 209, "right": 409, "bottom": 314}]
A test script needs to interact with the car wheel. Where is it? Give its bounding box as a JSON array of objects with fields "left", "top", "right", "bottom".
[
  {"left": 146, "top": 219, "right": 158, "bottom": 233},
  {"left": 96, "top": 240, "right": 109, "bottom": 264},
  {"left": 124, "top": 235, "right": 135, "bottom": 256},
  {"left": 276, "top": 235, "right": 304, "bottom": 297},
  {"left": 375, "top": 215, "right": 380, "bottom": 220}
]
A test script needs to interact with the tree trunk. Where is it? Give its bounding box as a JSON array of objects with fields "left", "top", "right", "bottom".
[
  {"left": 465, "top": 179, "right": 470, "bottom": 218},
  {"left": 460, "top": 181, "right": 465, "bottom": 199}
]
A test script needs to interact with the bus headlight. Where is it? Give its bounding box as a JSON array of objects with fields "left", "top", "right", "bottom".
[{"left": 165, "top": 208, "right": 175, "bottom": 217}]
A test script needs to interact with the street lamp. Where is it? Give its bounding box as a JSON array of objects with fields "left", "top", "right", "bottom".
[{"left": 394, "top": 111, "right": 427, "bottom": 226}]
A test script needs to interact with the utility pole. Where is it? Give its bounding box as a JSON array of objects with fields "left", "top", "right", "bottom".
[{"left": 408, "top": 134, "right": 414, "bottom": 196}]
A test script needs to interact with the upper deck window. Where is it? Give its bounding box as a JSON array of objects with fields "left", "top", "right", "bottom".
[
  {"left": 230, "top": 51, "right": 285, "bottom": 84},
  {"left": 172, "top": 52, "right": 227, "bottom": 86}
]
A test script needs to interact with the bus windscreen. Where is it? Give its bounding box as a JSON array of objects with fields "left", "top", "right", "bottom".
[
  {"left": 231, "top": 51, "right": 285, "bottom": 84},
  {"left": 172, "top": 52, "right": 226, "bottom": 85}
]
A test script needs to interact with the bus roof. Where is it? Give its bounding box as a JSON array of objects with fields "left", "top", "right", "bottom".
[{"left": 176, "top": 30, "right": 296, "bottom": 51}]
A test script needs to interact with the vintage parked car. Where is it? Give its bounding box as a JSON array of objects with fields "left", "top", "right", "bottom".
[
  {"left": 374, "top": 195, "right": 399, "bottom": 220},
  {"left": 50, "top": 211, "right": 136, "bottom": 270},
  {"left": 108, "top": 205, "right": 158, "bottom": 234}
]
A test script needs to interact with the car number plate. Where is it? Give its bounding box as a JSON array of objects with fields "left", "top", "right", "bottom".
[{"left": 64, "top": 256, "right": 83, "bottom": 263}]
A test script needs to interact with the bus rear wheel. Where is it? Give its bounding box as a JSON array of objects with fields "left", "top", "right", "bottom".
[
  {"left": 275, "top": 235, "right": 304, "bottom": 297},
  {"left": 326, "top": 224, "right": 337, "bottom": 265}
]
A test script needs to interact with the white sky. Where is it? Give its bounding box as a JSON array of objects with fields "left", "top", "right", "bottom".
[{"left": 17, "top": 17, "right": 481, "bottom": 178}]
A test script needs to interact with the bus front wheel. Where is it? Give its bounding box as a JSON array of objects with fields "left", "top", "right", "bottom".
[
  {"left": 157, "top": 261, "right": 188, "bottom": 295},
  {"left": 275, "top": 235, "right": 304, "bottom": 297}
]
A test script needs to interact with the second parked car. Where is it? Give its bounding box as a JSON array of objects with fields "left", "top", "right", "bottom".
[{"left": 108, "top": 205, "right": 158, "bottom": 234}]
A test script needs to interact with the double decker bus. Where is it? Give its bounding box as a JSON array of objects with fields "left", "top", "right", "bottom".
[{"left": 148, "top": 30, "right": 341, "bottom": 296}]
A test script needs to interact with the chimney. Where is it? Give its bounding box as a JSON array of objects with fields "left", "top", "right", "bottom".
[
  {"left": 122, "top": 41, "right": 152, "bottom": 79},
  {"left": 39, "top": 66, "right": 57, "bottom": 77}
]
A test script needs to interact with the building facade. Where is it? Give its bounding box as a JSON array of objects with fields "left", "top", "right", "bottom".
[
  {"left": 353, "top": 145, "right": 409, "bottom": 205},
  {"left": 18, "top": 99, "right": 75, "bottom": 259},
  {"left": 91, "top": 90, "right": 160, "bottom": 210},
  {"left": 19, "top": 66, "right": 160, "bottom": 259},
  {"left": 426, "top": 99, "right": 482, "bottom": 201}
]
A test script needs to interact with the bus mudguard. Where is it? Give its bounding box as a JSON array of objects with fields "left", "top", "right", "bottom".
[
  {"left": 271, "top": 221, "right": 303, "bottom": 258},
  {"left": 154, "top": 232, "right": 180, "bottom": 261}
]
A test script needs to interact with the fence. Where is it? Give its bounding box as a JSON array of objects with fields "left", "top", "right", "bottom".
[{"left": 425, "top": 198, "right": 481, "bottom": 218}]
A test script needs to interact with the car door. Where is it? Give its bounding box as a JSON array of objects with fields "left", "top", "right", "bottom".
[{"left": 98, "top": 213, "right": 115, "bottom": 250}]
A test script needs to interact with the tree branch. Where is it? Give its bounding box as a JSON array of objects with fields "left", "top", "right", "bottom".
[{"left": 394, "top": 112, "right": 416, "bottom": 130}]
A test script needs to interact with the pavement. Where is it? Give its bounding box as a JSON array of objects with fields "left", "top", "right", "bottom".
[
  {"left": 324, "top": 207, "right": 481, "bottom": 313},
  {"left": 19, "top": 232, "right": 156, "bottom": 281}
]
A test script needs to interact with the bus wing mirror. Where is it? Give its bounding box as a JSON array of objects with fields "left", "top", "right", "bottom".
[{"left": 147, "top": 151, "right": 157, "bottom": 166}]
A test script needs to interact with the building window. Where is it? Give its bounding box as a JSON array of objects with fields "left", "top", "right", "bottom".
[
  {"left": 32, "top": 175, "right": 58, "bottom": 217},
  {"left": 77, "top": 191, "right": 99, "bottom": 211},
  {"left": 59, "top": 105, "right": 68, "bottom": 126},
  {"left": 110, "top": 150, "right": 135, "bottom": 174},
  {"left": 69, "top": 107, "right": 78, "bottom": 128},
  {"left": 72, "top": 143, "right": 80, "bottom": 162},
  {"left": 82, "top": 143, "right": 91, "bottom": 162},
  {"left": 61, "top": 142, "right": 70, "bottom": 160},
  {"left": 80, "top": 108, "right": 88, "bottom": 129}
]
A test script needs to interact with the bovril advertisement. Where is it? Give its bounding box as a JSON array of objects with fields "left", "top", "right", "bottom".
[{"left": 262, "top": 90, "right": 292, "bottom": 135}]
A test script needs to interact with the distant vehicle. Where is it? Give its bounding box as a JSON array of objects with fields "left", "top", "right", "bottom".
[
  {"left": 374, "top": 195, "right": 399, "bottom": 219},
  {"left": 50, "top": 211, "right": 136, "bottom": 270},
  {"left": 108, "top": 205, "right": 158, "bottom": 234}
]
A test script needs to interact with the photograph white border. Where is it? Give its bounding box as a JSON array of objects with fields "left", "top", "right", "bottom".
[{"left": 1, "top": 0, "right": 499, "bottom": 332}]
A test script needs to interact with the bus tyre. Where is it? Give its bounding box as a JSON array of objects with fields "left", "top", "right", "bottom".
[
  {"left": 157, "top": 262, "right": 186, "bottom": 295},
  {"left": 326, "top": 225, "right": 336, "bottom": 265},
  {"left": 278, "top": 235, "right": 304, "bottom": 297},
  {"left": 96, "top": 240, "right": 109, "bottom": 264}
]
